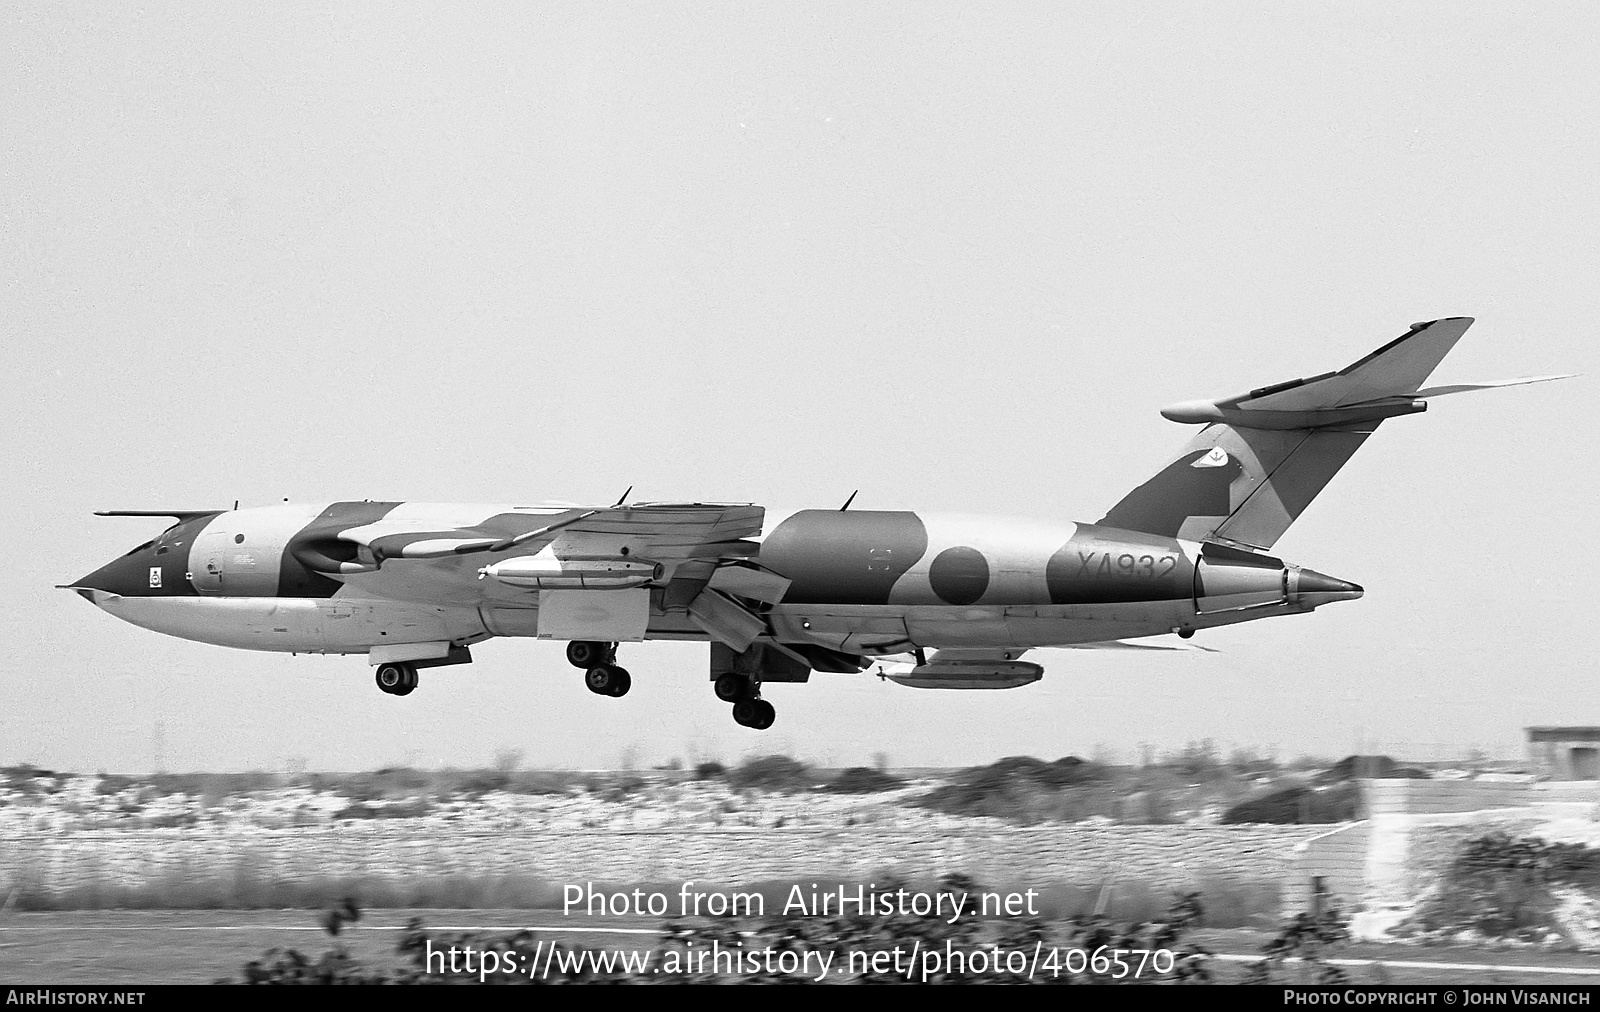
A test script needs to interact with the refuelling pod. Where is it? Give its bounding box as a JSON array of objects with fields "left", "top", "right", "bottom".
[
  {"left": 883, "top": 649, "right": 1043, "bottom": 690},
  {"left": 479, "top": 556, "right": 662, "bottom": 590}
]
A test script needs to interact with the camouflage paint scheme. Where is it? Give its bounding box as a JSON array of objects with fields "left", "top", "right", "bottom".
[
  {"left": 71, "top": 498, "right": 1358, "bottom": 655},
  {"left": 65, "top": 318, "right": 1566, "bottom": 699}
]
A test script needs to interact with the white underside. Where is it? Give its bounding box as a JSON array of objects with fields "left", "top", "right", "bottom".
[
  {"left": 89, "top": 593, "right": 490, "bottom": 654},
  {"left": 86, "top": 592, "right": 1276, "bottom": 657}
]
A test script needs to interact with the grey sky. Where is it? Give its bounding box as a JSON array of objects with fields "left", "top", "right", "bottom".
[{"left": 3, "top": 5, "right": 1595, "bottom": 772}]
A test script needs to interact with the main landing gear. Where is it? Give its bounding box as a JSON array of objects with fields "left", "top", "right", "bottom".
[
  {"left": 714, "top": 673, "right": 775, "bottom": 730},
  {"left": 375, "top": 662, "right": 418, "bottom": 696},
  {"left": 568, "top": 640, "right": 631, "bottom": 698}
]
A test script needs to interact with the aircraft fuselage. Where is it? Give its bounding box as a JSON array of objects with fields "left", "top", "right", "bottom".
[{"left": 70, "top": 501, "right": 1359, "bottom": 659}]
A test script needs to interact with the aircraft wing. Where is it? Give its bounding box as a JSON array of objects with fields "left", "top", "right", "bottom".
[
  {"left": 1059, "top": 639, "right": 1218, "bottom": 653},
  {"left": 545, "top": 503, "right": 766, "bottom": 561},
  {"left": 335, "top": 502, "right": 765, "bottom": 567}
]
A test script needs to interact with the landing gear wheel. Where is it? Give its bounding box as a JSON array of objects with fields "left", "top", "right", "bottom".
[
  {"left": 567, "top": 640, "right": 610, "bottom": 669},
  {"left": 732, "top": 698, "right": 776, "bottom": 729},
  {"left": 714, "top": 673, "right": 753, "bottom": 703},
  {"left": 750, "top": 699, "right": 775, "bottom": 730},
  {"left": 606, "top": 667, "right": 632, "bottom": 697},
  {"left": 585, "top": 664, "right": 629, "bottom": 697},
  {"left": 376, "top": 663, "right": 418, "bottom": 696},
  {"left": 732, "top": 697, "right": 775, "bottom": 729}
]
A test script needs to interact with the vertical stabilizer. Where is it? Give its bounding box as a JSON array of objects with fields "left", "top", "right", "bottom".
[{"left": 1101, "top": 424, "right": 1372, "bottom": 549}]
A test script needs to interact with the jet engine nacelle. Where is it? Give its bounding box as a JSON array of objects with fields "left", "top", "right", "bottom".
[{"left": 479, "top": 556, "right": 663, "bottom": 590}]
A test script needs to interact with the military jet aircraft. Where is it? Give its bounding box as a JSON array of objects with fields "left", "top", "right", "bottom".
[{"left": 63, "top": 318, "right": 1566, "bottom": 729}]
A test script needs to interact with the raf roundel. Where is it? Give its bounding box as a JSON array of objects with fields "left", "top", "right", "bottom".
[{"left": 928, "top": 546, "right": 990, "bottom": 605}]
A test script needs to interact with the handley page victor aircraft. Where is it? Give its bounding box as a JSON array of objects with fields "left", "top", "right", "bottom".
[{"left": 64, "top": 319, "right": 1567, "bottom": 729}]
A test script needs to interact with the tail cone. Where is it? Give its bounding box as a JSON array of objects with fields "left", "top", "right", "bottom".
[{"left": 1294, "top": 567, "right": 1364, "bottom": 607}]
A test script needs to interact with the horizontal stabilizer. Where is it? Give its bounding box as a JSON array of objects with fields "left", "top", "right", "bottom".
[
  {"left": 1412, "top": 374, "right": 1575, "bottom": 398},
  {"left": 1160, "top": 317, "right": 1479, "bottom": 428},
  {"left": 1103, "top": 318, "right": 1571, "bottom": 550}
]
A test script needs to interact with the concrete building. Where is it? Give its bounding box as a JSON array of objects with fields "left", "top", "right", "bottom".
[{"left": 1526, "top": 726, "right": 1600, "bottom": 780}]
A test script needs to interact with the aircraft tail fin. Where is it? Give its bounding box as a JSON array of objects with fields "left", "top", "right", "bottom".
[{"left": 1098, "top": 318, "right": 1571, "bottom": 550}]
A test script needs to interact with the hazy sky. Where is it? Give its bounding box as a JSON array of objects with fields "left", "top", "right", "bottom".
[{"left": 3, "top": 5, "right": 1595, "bottom": 773}]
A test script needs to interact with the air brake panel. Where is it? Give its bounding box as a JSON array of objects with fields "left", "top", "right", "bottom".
[{"left": 1193, "top": 547, "right": 1287, "bottom": 614}]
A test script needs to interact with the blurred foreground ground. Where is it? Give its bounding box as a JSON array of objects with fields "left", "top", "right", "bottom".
[
  {"left": 4, "top": 909, "right": 1600, "bottom": 985},
  {"left": 7, "top": 756, "right": 1600, "bottom": 983}
]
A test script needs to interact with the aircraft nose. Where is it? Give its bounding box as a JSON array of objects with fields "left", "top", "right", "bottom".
[
  {"left": 65, "top": 543, "right": 169, "bottom": 600},
  {"left": 66, "top": 559, "right": 139, "bottom": 599},
  {"left": 1293, "top": 567, "right": 1364, "bottom": 605}
]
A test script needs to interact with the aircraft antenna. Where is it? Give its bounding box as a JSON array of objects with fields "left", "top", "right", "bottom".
[
  {"left": 839, "top": 490, "right": 858, "bottom": 511},
  {"left": 614, "top": 486, "right": 633, "bottom": 507}
]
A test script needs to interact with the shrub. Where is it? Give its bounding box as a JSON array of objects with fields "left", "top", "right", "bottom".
[
  {"left": 913, "top": 755, "right": 1112, "bottom": 822},
  {"left": 1220, "top": 781, "right": 1360, "bottom": 824},
  {"left": 1243, "top": 900, "right": 1353, "bottom": 984},
  {"left": 727, "top": 755, "right": 811, "bottom": 792},
  {"left": 826, "top": 767, "right": 907, "bottom": 793},
  {"left": 332, "top": 798, "right": 431, "bottom": 820},
  {"left": 1313, "top": 755, "right": 1429, "bottom": 784},
  {"left": 1400, "top": 832, "right": 1600, "bottom": 942},
  {"left": 1165, "top": 740, "right": 1225, "bottom": 782}
]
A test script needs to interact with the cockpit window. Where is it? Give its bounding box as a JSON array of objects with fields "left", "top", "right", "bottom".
[{"left": 121, "top": 539, "right": 157, "bottom": 557}]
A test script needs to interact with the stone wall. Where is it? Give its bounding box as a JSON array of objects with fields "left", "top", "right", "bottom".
[
  {"left": 8, "top": 780, "right": 1559, "bottom": 914},
  {"left": 1363, "top": 779, "right": 1532, "bottom": 817},
  {"left": 1286, "top": 822, "right": 1370, "bottom": 916},
  {"left": 1534, "top": 781, "right": 1600, "bottom": 805},
  {"left": 0, "top": 824, "right": 1328, "bottom": 902}
]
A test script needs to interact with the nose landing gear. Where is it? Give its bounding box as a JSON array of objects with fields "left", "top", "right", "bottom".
[{"left": 375, "top": 662, "right": 418, "bottom": 696}]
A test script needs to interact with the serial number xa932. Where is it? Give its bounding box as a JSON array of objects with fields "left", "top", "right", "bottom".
[{"left": 1074, "top": 550, "right": 1178, "bottom": 579}]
